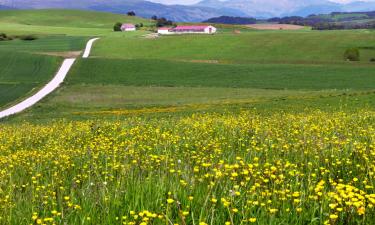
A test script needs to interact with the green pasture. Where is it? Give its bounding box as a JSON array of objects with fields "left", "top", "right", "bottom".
[
  {"left": 67, "top": 58, "right": 375, "bottom": 90},
  {"left": 93, "top": 30, "right": 375, "bottom": 63},
  {"left": 0, "top": 9, "right": 150, "bottom": 28},
  {"left": 0, "top": 51, "right": 60, "bottom": 108}
]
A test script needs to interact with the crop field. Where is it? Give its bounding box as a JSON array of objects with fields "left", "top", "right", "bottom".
[
  {"left": 0, "top": 35, "right": 89, "bottom": 109},
  {"left": 0, "top": 9, "right": 145, "bottom": 109},
  {"left": 0, "top": 51, "right": 60, "bottom": 108}
]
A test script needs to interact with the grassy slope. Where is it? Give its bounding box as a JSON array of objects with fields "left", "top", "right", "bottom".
[
  {"left": 0, "top": 9, "right": 150, "bottom": 28},
  {"left": 0, "top": 9, "right": 150, "bottom": 36}
]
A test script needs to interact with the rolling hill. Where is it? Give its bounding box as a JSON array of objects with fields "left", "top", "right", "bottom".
[{"left": 0, "top": 9, "right": 150, "bottom": 28}]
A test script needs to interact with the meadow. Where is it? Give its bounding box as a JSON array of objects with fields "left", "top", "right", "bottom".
[{"left": 0, "top": 111, "right": 374, "bottom": 225}]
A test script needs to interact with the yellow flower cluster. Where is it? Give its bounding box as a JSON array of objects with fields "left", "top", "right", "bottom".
[{"left": 0, "top": 110, "right": 373, "bottom": 224}]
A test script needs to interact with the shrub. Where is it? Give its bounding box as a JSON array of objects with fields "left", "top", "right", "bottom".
[
  {"left": 113, "top": 22, "right": 122, "bottom": 32},
  {"left": 344, "top": 48, "right": 360, "bottom": 61},
  {"left": 370, "top": 58, "right": 375, "bottom": 62},
  {"left": 0, "top": 33, "right": 13, "bottom": 41},
  {"left": 19, "top": 35, "right": 37, "bottom": 41},
  {"left": 127, "top": 11, "right": 136, "bottom": 16}
]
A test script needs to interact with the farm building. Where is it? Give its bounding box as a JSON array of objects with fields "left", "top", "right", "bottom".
[
  {"left": 158, "top": 25, "right": 217, "bottom": 35},
  {"left": 121, "top": 24, "right": 136, "bottom": 32}
]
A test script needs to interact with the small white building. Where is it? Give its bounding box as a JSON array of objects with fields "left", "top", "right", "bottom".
[
  {"left": 121, "top": 24, "right": 136, "bottom": 32},
  {"left": 158, "top": 25, "right": 217, "bottom": 35},
  {"left": 157, "top": 27, "right": 172, "bottom": 35}
]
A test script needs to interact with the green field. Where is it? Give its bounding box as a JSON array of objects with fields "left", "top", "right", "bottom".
[
  {"left": 0, "top": 50, "right": 61, "bottom": 108},
  {"left": 92, "top": 31, "right": 375, "bottom": 63},
  {"left": 0, "top": 9, "right": 151, "bottom": 36},
  {"left": 3, "top": 27, "right": 373, "bottom": 120},
  {"left": 0, "top": 35, "right": 89, "bottom": 109},
  {"left": 0, "top": 9, "right": 148, "bottom": 109}
]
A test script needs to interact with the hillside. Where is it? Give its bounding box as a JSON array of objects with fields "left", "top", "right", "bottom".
[
  {"left": 0, "top": 9, "right": 150, "bottom": 28},
  {"left": 204, "top": 11, "right": 375, "bottom": 30},
  {"left": 196, "top": 0, "right": 375, "bottom": 18}
]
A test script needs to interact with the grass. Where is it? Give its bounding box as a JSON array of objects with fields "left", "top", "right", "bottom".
[
  {"left": 0, "top": 34, "right": 89, "bottom": 109},
  {"left": 0, "top": 9, "right": 151, "bottom": 28},
  {"left": 1, "top": 110, "right": 375, "bottom": 224},
  {"left": 93, "top": 31, "right": 375, "bottom": 63},
  {"left": 0, "top": 9, "right": 152, "bottom": 36},
  {"left": 67, "top": 58, "right": 375, "bottom": 90},
  {"left": 0, "top": 50, "right": 60, "bottom": 108},
  {"left": 0, "top": 36, "right": 88, "bottom": 52},
  {"left": 2, "top": 27, "right": 373, "bottom": 121}
]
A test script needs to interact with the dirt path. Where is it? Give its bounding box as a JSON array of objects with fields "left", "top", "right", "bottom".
[
  {"left": 0, "top": 38, "right": 100, "bottom": 119},
  {"left": 83, "top": 38, "right": 100, "bottom": 58}
]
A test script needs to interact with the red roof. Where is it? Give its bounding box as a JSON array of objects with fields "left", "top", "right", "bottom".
[
  {"left": 173, "top": 25, "right": 210, "bottom": 31},
  {"left": 121, "top": 24, "right": 135, "bottom": 29}
]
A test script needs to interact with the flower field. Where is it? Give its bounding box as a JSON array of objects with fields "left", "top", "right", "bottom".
[{"left": 0, "top": 110, "right": 374, "bottom": 225}]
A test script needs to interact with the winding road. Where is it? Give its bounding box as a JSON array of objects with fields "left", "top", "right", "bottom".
[{"left": 0, "top": 38, "right": 100, "bottom": 120}]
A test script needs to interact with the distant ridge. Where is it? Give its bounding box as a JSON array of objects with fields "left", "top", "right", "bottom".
[
  {"left": 0, "top": 4, "right": 14, "bottom": 10},
  {"left": 0, "top": 0, "right": 375, "bottom": 22},
  {"left": 204, "top": 16, "right": 257, "bottom": 25}
]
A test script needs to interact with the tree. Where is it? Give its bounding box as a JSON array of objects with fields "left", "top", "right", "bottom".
[
  {"left": 344, "top": 48, "right": 360, "bottom": 61},
  {"left": 156, "top": 17, "right": 174, "bottom": 27},
  {"left": 151, "top": 15, "right": 158, "bottom": 21},
  {"left": 127, "top": 11, "right": 136, "bottom": 16},
  {"left": 113, "top": 22, "right": 122, "bottom": 32}
]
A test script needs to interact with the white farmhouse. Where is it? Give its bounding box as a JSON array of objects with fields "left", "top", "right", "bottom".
[
  {"left": 158, "top": 25, "right": 217, "bottom": 35},
  {"left": 121, "top": 24, "right": 136, "bottom": 32}
]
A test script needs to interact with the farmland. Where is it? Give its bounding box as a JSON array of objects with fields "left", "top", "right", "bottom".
[
  {"left": 0, "top": 9, "right": 375, "bottom": 225},
  {"left": 0, "top": 9, "right": 147, "bottom": 109}
]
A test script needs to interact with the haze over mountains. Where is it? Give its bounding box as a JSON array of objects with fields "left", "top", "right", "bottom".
[{"left": 0, "top": 0, "right": 374, "bottom": 21}]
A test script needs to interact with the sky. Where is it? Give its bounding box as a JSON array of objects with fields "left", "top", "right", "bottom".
[{"left": 149, "top": 0, "right": 374, "bottom": 5}]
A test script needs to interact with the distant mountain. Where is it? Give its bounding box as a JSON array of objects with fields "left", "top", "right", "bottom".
[
  {"left": 196, "top": 0, "right": 375, "bottom": 18},
  {"left": 196, "top": 0, "right": 335, "bottom": 18},
  {"left": 0, "top": 0, "right": 245, "bottom": 22},
  {"left": 203, "top": 16, "right": 257, "bottom": 24},
  {"left": 0, "top": 4, "right": 13, "bottom": 10}
]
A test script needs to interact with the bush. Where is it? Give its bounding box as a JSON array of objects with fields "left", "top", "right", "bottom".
[
  {"left": 19, "top": 35, "right": 37, "bottom": 41},
  {"left": 370, "top": 58, "right": 375, "bottom": 62},
  {"left": 113, "top": 22, "right": 122, "bottom": 32},
  {"left": 127, "top": 11, "right": 136, "bottom": 16},
  {"left": 0, "top": 33, "right": 13, "bottom": 41},
  {"left": 344, "top": 48, "right": 360, "bottom": 61}
]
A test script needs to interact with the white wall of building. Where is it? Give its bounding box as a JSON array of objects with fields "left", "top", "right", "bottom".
[{"left": 123, "top": 28, "right": 136, "bottom": 32}]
